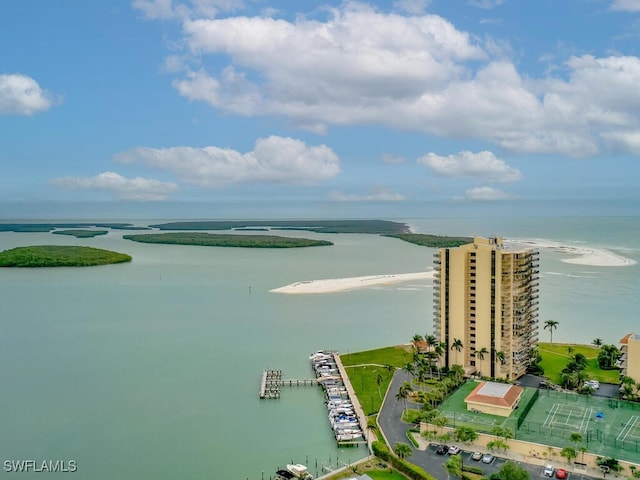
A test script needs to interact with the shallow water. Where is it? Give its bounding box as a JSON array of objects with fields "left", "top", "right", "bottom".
[{"left": 0, "top": 216, "right": 637, "bottom": 478}]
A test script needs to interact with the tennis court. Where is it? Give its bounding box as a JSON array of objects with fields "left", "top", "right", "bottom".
[
  {"left": 516, "top": 388, "right": 640, "bottom": 463},
  {"left": 542, "top": 403, "right": 593, "bottom": 433}
]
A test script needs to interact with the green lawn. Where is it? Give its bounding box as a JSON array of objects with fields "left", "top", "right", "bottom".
[
  {"left": 341, "top": 345, "right": 413, "bottom": 416},
  {"left": 367, "top": 470, "right": 409, "bottom": 480},
  {"left": 538, "top": 342, "right": 620, "bottom": 384},
  {"left": 341, "top": 345, "right": 413, "bottom": 368}
]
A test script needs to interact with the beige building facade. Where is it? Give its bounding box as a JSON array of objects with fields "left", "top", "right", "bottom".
[
  {"left": 620, "top": 333, "right": 640, "bottom": 384},
  {"left": 433, "top": 236, "right": 539, "bottom": 380}
]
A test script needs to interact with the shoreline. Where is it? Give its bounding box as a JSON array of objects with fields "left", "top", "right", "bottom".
[
  {"left": 270, "top": 271, "right": 434, "bottom": 294},
  {"left": 271, "top": 238, "right": 636, "bottom": 295},
  {"left": 506, "top": 239, "right": 636, "bottom": 267}
]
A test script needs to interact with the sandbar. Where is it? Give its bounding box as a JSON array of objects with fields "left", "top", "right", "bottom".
[
  {"left": 506, "top": 239, "right": 636, "bottom": 267},
  {"left": 270, "top": 271, "right": 434, "bottom": 294}
]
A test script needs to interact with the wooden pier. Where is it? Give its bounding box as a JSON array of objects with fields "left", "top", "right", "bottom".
[{"left": 258, "top": 369, "right": 318, "bottom": 399}]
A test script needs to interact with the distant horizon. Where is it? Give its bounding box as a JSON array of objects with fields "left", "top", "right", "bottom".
[{"left": 1, "top": 197, "right": 639, "bottom": 221}]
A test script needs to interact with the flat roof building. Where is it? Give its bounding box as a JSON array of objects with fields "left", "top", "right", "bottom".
[
  {"left": 465, "top": 381, "right": 524, "bottom": 416},
  {"left": 433, "top": 236, "right": 540, "bottom": 380}
]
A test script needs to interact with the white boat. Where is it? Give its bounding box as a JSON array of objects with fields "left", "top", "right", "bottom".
[
  {"left": 336, "top": 432, "right": 364, "bottom": 441},
  {"left": 286, "top": 463, "right": 314, "bottom": 479}
]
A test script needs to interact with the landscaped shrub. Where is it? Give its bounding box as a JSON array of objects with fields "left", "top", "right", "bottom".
[{"left": 371, "top": 441, "right": 437, "bottom": 480}]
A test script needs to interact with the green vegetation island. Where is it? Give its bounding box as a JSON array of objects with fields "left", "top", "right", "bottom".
[
  {"left": 52, "top": 229, "right": 109, "bottom": 238},
  {"left": 383, "top": 233, "right": 472, "bottom": 248},
  {"left": 0, "top": 246, "right": 132, "bottom": 267},
  {"left": 123, "top": 232, "right": 333, "bottom": 248},
  {"left": 1, "top": 220, "right": 477, "bottom": 248},
  {"left": 148, "top": 219, "right": 409, "bottom": 234},
  {"left": 0, "top": 223, "right": 149, "bottom": 232}
]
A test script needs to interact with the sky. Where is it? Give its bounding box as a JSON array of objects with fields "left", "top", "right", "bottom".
[{"left": 1, "top": 0, "right": 640, "bottom": 219}]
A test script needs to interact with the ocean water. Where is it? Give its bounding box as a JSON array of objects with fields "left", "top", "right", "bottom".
[{"left": 0, "top": 216, "right": 638, "bottom": 479}]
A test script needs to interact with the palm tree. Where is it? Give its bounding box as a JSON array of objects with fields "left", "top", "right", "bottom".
[
  {"left": 443, "top": 453, "right": 462, "bottom": 479},
  {"left": 403, "top": 362, "right": 416, "bottom": 379},
  {"left": 435, "top": 342, "right": 446, "bottom": 378},
  {"left": 451, "top": 338, "right": 463, "bottom": 365},
  {"left": 496, "top": 350, "right": 506, "bottom": 366},
  {"left": 475, "top": 347, "right": 489, "bottom": 376},
  {"left": 384, "top": 364, "right": 395, "bottom": 378},
  {"left": 560, "top": 447, "right": 577, "bottom": 464},
  {"left": 376, "top": 372, "right": 384, "bottom": 399},
  {"left": 396, "top": 381, "right": 413, "bottom": 412},
  {"left": 544, "top": 320, "right": 559, "bottom": 343},
  {"left": 425, "top": 334, "right": 437, "bottom": 350},
  {"left": 592, "top": 338, "right": 603, "bottom": 348},
  {"left": 433, "top": 415, "right": 448, "bottom": 435},
  {"left": 393, "top": 442, "right": 413, "bottom": 459},
  {"left": 569, "top": 432, "right": 583, "bottom": 453}
]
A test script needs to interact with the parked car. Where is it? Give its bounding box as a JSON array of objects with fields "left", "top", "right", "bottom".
[
  {"left": 481, "top": 453, "right": 494, "bottom": 464},
  {"left": 544, "top": 465, "right": 555, "bottom": 477},
  {"left": 556, "top": 468, "right": 568, "bottom": 479},
  {"left": 471, "top": 452, "right": 483, "bottom": 461},
  {"left": 436, "top": 445, "right": 449, "bottom": 455},
  {"left": 448, "top": 445, "right": 461, "bottom": 455}
]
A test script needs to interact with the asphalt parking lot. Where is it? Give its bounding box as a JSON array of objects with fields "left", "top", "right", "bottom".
[{"left": 411, "top": 445, "right": 599, "bottom": 480}]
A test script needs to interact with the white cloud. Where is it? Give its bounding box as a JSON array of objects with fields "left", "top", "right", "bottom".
[
  {"left": 467, "top": 0, "right": 505, "bottom": 9},
  {"left": 51, "top": 172, "right": 179, "bottom": 201},
  {"left": 417, "top": 150, "right": 522, "bottom": 183},
  {"left": 328, "top": 187, "right": 406, "bottom": 202},
  {"left": 610, "top": 0, "right": 640, "bottom": 12},
  {"left": 153, "top": 4, "right": 640, "bottom": 157},
  {"left": 0, "top": 74, "right": 54, "bottom": 115},
  {"left": 177, "top": 4, "right": 485, "bottom": 122},
  {"left": 464, "top": 186, "right": 515, "bottom": 201},
  {"left": 113, "top": 136, "right": 340, "bottom": 187},
  {"left": 601, "top": 130, "right": 640, "bottom": 153}
]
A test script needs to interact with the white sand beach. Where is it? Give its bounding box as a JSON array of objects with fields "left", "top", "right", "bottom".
[
  {"left": 271, "top": 239, "right": 635, "bottom": 295},
  {"left": 506, "top": 239, "right": 636, "bottom": 267},
  {"left": 270, "top": 271, "right": 434, "bottom": 294}
]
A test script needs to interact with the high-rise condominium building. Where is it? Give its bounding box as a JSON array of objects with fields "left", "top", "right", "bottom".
[
  {"left": 433, "top": 236, "right": 540, "bottom": 380},
  {"left": 620, "top": 333, "right": 640, "bottom": 385}
]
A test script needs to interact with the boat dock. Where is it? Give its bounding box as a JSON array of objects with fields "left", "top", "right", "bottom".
[
  {"left": 310, "top": 350, "right": 367, "bottom": 446},
  {"left": 258, "top": 351, "right": 368, "bottom": 447},
  {"left": 258, "top": 369, "right": 319, "bottom": 399}
]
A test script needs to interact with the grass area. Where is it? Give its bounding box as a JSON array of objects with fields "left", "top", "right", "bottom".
[
  {"left": 323, "top": 458, "right": 403, "bottom": 480},
  {"left": 123, "top": 232, "right": 332, "bottom": 248},
  {"left": 367, "top": 470, "right": 409, "bottom": 479},
  {"left": 341, "top": 345, "right": 413, "bottom": 368},
  {"left": 341, "top": 345, "right": 412, "bottom": 416},
  {"left": 344, "top": 364, "right": 395, "bottom": 416},
  {"left": 538, "top": 342, "right": 620, "bottom": 384},
  {"left": 0, "top": 245, "right": 132, "bottom": 267}
]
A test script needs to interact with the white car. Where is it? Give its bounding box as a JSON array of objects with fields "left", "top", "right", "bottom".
[
  {"left": 448, "top": 445, "right": 461, "bottom": 455},
  {"left": 544, "top": 465, "right": 555, "bottom": 477}
]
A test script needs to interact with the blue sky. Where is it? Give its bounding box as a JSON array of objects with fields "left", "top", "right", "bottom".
[{"left": 1, "top": 0, "right": 640, "bottom": 219}]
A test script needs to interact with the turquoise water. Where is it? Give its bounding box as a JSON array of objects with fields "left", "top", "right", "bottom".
[{"left": 0, "top": 216, "right": 638, "bottom": 479}]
